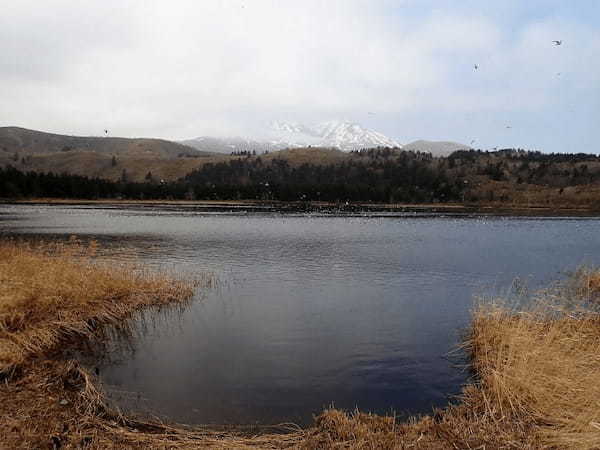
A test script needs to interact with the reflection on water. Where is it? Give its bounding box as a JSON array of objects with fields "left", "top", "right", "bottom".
[{"left": 2, "top": 204, "right": 600, "bottom": 425}]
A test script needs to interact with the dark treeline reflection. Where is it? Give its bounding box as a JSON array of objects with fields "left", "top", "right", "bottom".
[{"left": 2, "top": 148, "right": 600, "bottom": 203}]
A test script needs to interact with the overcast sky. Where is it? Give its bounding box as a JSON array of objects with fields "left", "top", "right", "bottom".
[{"left": 1, "top": 0, "right": 599, "bottom": 152}]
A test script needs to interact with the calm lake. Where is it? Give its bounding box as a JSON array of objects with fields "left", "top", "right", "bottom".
[{"left": 2, "top": 203, "right": 600, "bottom": 425}]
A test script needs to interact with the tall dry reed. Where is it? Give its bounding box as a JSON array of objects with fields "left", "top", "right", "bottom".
[
  {"left": 307, "top": 271, "right": 600, "bottom": 449},
  {"left": 464, "top": 296, "right": 600, "bottom": 448},
  {"left": 0, "top": 237, "right": 196, "bottom": 371}
]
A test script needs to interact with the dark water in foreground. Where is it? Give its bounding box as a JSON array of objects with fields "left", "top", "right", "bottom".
[{"left": 2, "top": 204, "right": 600, "bottom": 425}]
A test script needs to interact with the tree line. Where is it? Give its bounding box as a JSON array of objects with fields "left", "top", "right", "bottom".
[
  {"left": 1, "top": 147, "right": 600, "bottom": 202},
  {"left": 183, "top": 151, "right": 461, "bottom": 202},
  {"left": 0, "top": 166, "right": 189, "bottom": 200}
]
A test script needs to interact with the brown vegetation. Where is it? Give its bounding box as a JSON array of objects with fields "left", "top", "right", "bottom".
[
  {"left": 466, "top": 179, "right": 600, "bottom": 210},
  {"left": 462, "top": 297, "right": 600, "bottom": 448},
  {"left": 0, "top": 238, "right": 197, "bottom": 372},
  {"left": 304, "top": 272, "right": 600, "bottom": 449},
  {"left": 0, "top": 145, "right": 350, "bottom": 184},
  {"left": 0, "top": 126, "right": 205, "bottom": 160},
  {"left": 261, "top": 147, "right": 348, "bottom": 166},
  {"left": 1, "top": 239, "right": 599, "bottom": 448},
  {"left": 0, "top": 150, "right": 236, "bottom": 183}
]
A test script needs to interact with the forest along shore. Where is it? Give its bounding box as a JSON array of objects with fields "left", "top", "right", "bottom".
[
  {"left": 3, "top": 148, "right": 600, "bottom": 211},
  {"left": 1, "top": 238, "right": 600, "bottom": 448}
]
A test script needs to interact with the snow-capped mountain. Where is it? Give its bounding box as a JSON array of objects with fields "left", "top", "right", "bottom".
[
  {"left": 313, "top": 121, "right": 401, "bottom": 150},
  {"left": 179, "top": 136, "right": 276, "bottom": 154},
  {"left": 182, "top": 120, "right": 402, "bottom": 154}
]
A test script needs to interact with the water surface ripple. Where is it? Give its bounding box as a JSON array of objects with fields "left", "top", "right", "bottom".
[{"left": 1, "top": 204, "right": 599, "bottom": 425}]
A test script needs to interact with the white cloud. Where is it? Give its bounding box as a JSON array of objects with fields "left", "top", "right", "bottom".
[{"left": 0, "top": 1, "right": 598, "bottom": 152}]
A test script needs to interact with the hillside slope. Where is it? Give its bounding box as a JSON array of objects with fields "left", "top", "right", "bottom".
[
  {"left": 0, "top": 127, "right": 227, "bottom": 182},
  {"left": 0, "top": 127, "right": 207, "bottom": 159},
  {"left": 0, "top": 129, "right": 352, "bottom": 182}
]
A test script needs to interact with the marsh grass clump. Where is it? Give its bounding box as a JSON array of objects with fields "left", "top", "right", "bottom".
[
  {"left": 303, "top": 271, "right": 600, "bottom": 449},
  {"left": 300, "top": 408, "right": 439, "bottom": 449},
  {"left": 467, "top": 306, "right": 600, "bottom": 447},
  {"left": 0, "top": 237, "right": 196, "bottom": 372},
  {"left": 450, "top": 271, "right": 600, "bottom": 449}
]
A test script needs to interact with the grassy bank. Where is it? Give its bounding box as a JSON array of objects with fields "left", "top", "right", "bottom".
[
  {"left": 1, "top": 240, "right": 599, "bottom": 448},
  {"left": 0, "top": 238, "right": 196, "bottom": 371},
  {"left": 303, "top": 271, "right": 600, "bottom": 449}
]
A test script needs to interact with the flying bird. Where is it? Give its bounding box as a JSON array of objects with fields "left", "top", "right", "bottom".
[
  {"left": 104, "top": 129, "right": 108, "bottom": 135},
  {"left": 553, "top": 40, "right": 562, "bottom": 46},
  {"left": 505, "top": 125, "right": 512, "bottom": 129},
  {"left": 470, "top": 140, "right": 476, "bottom": 145},
  {"left": 473, "top": 64, "right": 479, "bottom": 70}
]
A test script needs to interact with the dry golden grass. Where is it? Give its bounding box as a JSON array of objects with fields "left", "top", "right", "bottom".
[
  {"left": 456, "top": 277, "right": 600, "bottom": 449},
  {"left": 18, "top": 152, "right": 223, "bottom": 182},
  {"left": 468, "top": 179, "right": 600, "bottom": 210},
  {"left": 1, "top": 359, "right": 308, "bottom": 449},
  {"left": 3, "top": 147, "right": 350, "bottom": 183},
  {"left": 0, "top": 237, "right": 195, "bottom": 372},
  {"left": 0, "top": 239, "right": 308, "bottom": 448},
  {"left": 304, "top": 272, "right": 600, "bottom": 449},
  {"left": 2, "top": 238, "right": 600, "bottom": 448},
  {"left": 261, "top": 147, "right": 349, "bottom": 167}
]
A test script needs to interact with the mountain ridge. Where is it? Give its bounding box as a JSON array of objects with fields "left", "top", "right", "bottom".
[
  {"left": 0, "top": 125, "right": 472, "bottom": 184},
  {"left": 182, "top": 120, "right": 403, "bottom": 153}
]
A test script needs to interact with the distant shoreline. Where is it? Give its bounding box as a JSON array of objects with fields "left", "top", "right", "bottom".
[{"left": 2, "top": 198, "right": 600, "bottom": 216}]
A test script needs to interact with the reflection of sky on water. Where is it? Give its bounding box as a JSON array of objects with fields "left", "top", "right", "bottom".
[{"left": 2, "top": 204, "right": 600, "bottom": 425}]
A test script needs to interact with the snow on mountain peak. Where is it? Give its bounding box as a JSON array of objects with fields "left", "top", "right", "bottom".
[
  {"left": 182, "top": 120, "right": 402, "bottom": 154},
  {"left": 268, "top": 120, "right": 401, "bottom": 151}
]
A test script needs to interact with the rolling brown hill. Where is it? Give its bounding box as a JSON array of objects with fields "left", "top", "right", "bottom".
[
  {"left": 0, "top": 127, "right": 356, "bottom": 182},
  {"left": 0, "top": 127, "right": 209, "bottom": 160},
  {"left": 0, "top": 127, "right": 229, "bottom": 182}
]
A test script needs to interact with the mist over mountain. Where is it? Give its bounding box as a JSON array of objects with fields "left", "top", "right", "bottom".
[
  {"left": 403, "top": 140, "right": 472, "bottom": 156},
  {"left": 182, "top": 120, "right": 402, "bottom": 153}
]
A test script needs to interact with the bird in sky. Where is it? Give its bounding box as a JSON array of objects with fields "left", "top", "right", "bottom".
[
  {"left": 104, "top": 129, "right": 108, "bottom": 135},
  {"left": 553, "top": 40, "right": 562, "bottom": 46},
  {"left": 473, "top": 64, "right": 479, "bottom": 70},
  {"left": 470, "top": 139, "right": 476, "bottom": 145},
  {"left": 506, "top": 125, "right": 512, "bottom": 129}
]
